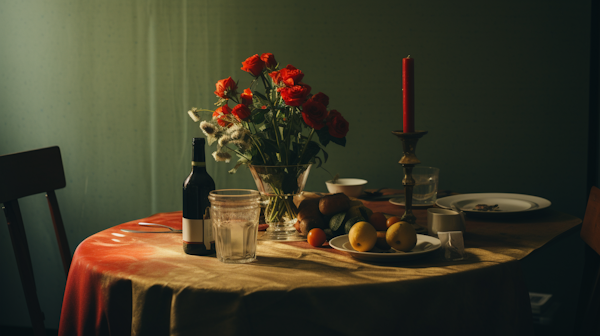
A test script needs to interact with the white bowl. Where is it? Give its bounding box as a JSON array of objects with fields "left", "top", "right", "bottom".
[{"left": 325, "top": 178, "right": 368, "bottom": 198}]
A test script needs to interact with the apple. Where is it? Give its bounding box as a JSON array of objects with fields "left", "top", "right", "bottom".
[{"left": 386, "top": 222, "right": 417, "bottom": 252}]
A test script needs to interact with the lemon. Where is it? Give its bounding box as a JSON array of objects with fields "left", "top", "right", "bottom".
[
  {"left": 386, "top": 222, "right": 417, "bottom": 252},
  {"left": 348, "top": 221, "right": 377, "bottom": 252}
]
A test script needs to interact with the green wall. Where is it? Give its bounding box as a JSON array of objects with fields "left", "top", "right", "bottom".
[{"left": 0, "top": 0, "right": 591, "bottom": 330}]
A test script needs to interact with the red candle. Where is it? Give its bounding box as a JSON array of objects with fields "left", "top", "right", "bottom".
[{"left": 402, "top": 56, "right": 415, "bottom": 133}]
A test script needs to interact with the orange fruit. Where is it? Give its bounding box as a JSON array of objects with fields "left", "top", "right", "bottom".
[
  {"left": 307, "top": 228, "right": 327, "bottom": 247},
  {"left": 369, "top": 212, "right": 388, "bottom": 231},
  {"left": 375, "top": 231, "right": 391, "bottom": 250},
  {"left": 386, "top": 216, "right": 402, "bottom": 228}
]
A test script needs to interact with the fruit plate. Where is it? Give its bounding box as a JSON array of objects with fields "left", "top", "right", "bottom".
[{"left": 329, "top": 234, "right": 441, "bottom": 262}]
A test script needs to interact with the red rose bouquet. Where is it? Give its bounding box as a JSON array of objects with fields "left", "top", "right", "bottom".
[{"left": 188, "top": 53, "right": 349, "bottom": 173}]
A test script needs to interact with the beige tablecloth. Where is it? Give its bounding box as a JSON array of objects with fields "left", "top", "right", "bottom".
[{"left": 58, "top": 194, "right": 580, "bottom": 336}]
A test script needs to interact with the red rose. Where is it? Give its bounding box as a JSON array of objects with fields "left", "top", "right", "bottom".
[
  {"left": 277, "top": 84, "right": 311, "bottom": 106},
  {"left": 326, "top": 110, "right": 349, "bottom": 138},
  {"left": 280, "top": 64, "right": 304, "bottom": 87},
  {"left": 213, "top": 105, "right": 232, "bottom": 127},
  {"left": 269, "top": 70, "right": 282, "bottom": 85},
  {"left": 310, "top": 92, "right": 329, "bottom": 107},
  {"left": 232, "top": 104, "right": 251, "bottom": 121},
  {"left": 241, "top": 88, "right": 253, "bottom": 106},
  {"left": 261, "top": 53, "right": 277, "bottom": 70},
  {"left": 241, "top": 54, "right": 265, "bottom": 76},
  {"left": 214, "top": 77, "right": 238, "bottom": 99},
  {"left": 301, "top": 100, "right": 328, "bottom": 130}
]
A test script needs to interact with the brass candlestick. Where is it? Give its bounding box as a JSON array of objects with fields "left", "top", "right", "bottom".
[{"left": 392, "top": 130, "right": 428, "bottom": 234}]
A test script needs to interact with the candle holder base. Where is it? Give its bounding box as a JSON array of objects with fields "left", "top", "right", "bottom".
[{"left": 392, "top": 130, "right": 428, "bottom": 234}]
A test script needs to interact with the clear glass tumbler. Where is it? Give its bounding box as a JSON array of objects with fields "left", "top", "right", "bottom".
[
  {"left": 411, "top": 166, "right": 439, "bottom": 205},
  {"left": 208, "top": 189, "right": 261, "bottom": 263}
]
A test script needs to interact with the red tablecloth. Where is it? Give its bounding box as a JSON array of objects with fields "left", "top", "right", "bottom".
[{"left": 58, "top": 193, "right": 580, "bottom": 336}]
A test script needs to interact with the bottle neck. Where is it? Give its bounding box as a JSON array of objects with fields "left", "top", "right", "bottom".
[
  {"left": 191, "top": 138, "right": 207, "bottom": 171},
  {"left": 191, "top": 161, "right": 207, "bottom": 171}
]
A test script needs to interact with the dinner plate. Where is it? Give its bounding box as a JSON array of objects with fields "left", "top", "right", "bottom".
[
  {"left": 329, "top": 234, "right": 441, "bottom": 262},
  {"left": 436, "top": 193, "right": 551, "bottom": 214},
  {"left": 389, "top": 195, "right": 435, "bottom": 207}
]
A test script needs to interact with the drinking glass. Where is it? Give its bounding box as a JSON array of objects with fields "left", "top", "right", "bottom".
[
  {"left": 411, "top": 166, "right": 439, "bottom": 205},
  {"left": 208, "top": 189, "right": 261, "bottom": 263}
]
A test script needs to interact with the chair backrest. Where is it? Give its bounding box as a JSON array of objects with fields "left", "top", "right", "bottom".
[
  {"left": 576, "top": 186, "right": 600, "bottom": 336},
  {"left": 0, "top": 146, "right": 71, "bottom": 336}
]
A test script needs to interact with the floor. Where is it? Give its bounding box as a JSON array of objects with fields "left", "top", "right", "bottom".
[{"left": 0, "top": 326, "right": 58, "bottom": 336}]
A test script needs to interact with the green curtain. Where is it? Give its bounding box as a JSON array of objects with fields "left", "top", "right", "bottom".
[{"left": 0, "top": 0, "right": 591, "bottom": 330}]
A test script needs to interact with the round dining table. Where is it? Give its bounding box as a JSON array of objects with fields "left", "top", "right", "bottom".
[{"left": 58, "top": 191, "right": 581, "bottom": 336}]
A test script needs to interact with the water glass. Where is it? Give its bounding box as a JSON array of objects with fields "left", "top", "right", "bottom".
[
  {"left": 412, "top": 166, "right": 439, "bottom": 205},
  {"left": 208, "top": 189, "right": 261, "bottom": 264}
]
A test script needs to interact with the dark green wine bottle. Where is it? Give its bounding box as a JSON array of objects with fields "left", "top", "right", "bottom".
[{"left": 182, "top": 138, "right": 216, "bottom": 255}]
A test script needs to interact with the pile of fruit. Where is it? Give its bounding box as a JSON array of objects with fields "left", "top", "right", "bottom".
[{"left": 296, "top": 193, "right": 417, "bottom": 251}]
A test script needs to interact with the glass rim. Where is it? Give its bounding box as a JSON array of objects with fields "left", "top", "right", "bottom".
[{"left": 209, "top": 189, "right": 260, "bottom": 197}]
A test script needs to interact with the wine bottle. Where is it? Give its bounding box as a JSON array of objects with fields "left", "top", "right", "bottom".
[{"left": 182, "top": 137, "right": 216, "bottom": 255}]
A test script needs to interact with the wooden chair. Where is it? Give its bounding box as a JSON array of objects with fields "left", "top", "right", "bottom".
[
  {"left": 0, "top": 146, "right": 71, "bottom": 336},
  {"left": 576, "top": 185, "right": 600, "bottom": 335}
]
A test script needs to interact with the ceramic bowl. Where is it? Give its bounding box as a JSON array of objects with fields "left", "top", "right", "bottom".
[{"left": 325, "top": 178, "right": 368, "bottom": 198}]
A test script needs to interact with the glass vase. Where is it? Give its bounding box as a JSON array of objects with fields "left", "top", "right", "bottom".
[{"left": 248, "top": 164, "right": 312, "bottom": 241}]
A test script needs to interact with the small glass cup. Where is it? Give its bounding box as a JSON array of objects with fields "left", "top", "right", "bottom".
[
  {"left": 209, "top": 189, "right": 261, "bottom": 264},
  {"left": 411, "top": 166, "right": 439, "bottom": 205}
]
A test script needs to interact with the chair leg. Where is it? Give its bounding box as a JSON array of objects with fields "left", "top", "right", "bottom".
[
  {"left": 3, "top": 200, "right": 47, "bottom": 336},
  {"left": 46, "top": 191, "right": 71, "bottom": 276}
]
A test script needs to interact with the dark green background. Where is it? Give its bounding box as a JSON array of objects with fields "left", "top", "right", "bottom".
[{"left": 0, "top": 1, "right": 595, "bottom": 333}]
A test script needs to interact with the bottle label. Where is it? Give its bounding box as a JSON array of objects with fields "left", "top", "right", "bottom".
[
  {"left": 191, "top": 161, "right": 206, "bottom": 167},
  {"left": 182, "top": 218, "right": 212, "bottom": 250}
]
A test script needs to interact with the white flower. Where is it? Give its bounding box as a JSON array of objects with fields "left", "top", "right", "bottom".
[
  {"left": 200, "top": 121, "right": 217, "bottom": 136},
  {"left": 188, "top": 108, "right": 201, "bottom": 122},
  {"left": 231, "top": 139, "right": 250, "bottom": 152},
  {"left": 212, "top": 151, "right": 231, "bottom": 163},
  {"left": 218, "top": 135, "right": 230, "bottom": 147},
  {"left": 227, "top": 124, "right": 250, "bottom": 141}
]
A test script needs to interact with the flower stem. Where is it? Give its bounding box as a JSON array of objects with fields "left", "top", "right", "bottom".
[
  {"left": 249, "top": 135, "right": 267, "bottom": 164},
  {"left": 298, "top": 128, "right": 315, "bottom": 164},
  {"left": 226, "top": 146, "right": 251, "bottom": 161},
  {"left": 272, "top": 110, "right": 286, "bottom": 164}
]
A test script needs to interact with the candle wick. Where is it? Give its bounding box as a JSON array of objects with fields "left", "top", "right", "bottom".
[{"left": 407, "top": 55, "right": 411, "bottom": 58}]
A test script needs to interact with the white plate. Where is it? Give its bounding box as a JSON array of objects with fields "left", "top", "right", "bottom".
[
  {"left": 389, "top": 195, "right": 435, "bottom": 207},
  {"left": 436, "top": 193, "right": 551, "bottom": 214},
  {"left": 329, "top": 234, "right": 441, "bottom": 262}
]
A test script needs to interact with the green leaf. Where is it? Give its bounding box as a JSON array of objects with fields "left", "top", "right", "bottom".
[
  {"left": 329, "top": 212, "right": 346, "bottom": 232},
  {"left": 316, "top": 128, "right": 331, "bottom": 147},
  {"left": 252, "top": 109, "right": 266, "bottom": 124},
  {"left": 228, "top": 156, "right": 249, "bottom": 174},
  {"left": 253, "top": 91, "right": 269, "bottom": 101},
  {"left": 298, "top": 140, "right": 321, "bottom": 164},
  {"left": 321, "top": 147, "right": 329, "bottom": 163},
  {"left": 344, "top": 216, "right": 365, "bottom": 234},
  {"left": 330, "top": 136, "right": 346, "bottom": 147},
  {"left": 312, "top": 156, "right": 323, "bottom": 169},
  {"left": 358, "top": 206, "right": 373, "bottom": 220}
]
